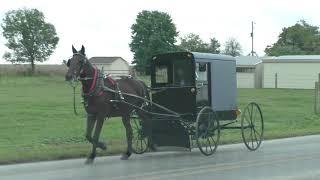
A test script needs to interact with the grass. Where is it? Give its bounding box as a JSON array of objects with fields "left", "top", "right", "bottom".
[
  {"left": 220, "top": 88, "right": 320, "bottom": 144},
  {"left": 0, "top": 75, "right": 320, "bottom": 164}
]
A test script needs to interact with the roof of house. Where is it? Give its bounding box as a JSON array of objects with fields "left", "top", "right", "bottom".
[
  {"left": 89, "top": 57, "right": 126, "bottom": 64},
  {"left": 235, "top": 56, "right": 262, "bottom": 67},
  {"left": 262, "top": 55, "right": 320, "bottom": 63}
]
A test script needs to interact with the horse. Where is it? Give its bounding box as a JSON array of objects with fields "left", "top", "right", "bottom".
[{"left": 65, "top": 45, "right": 149, "bottom": 164}]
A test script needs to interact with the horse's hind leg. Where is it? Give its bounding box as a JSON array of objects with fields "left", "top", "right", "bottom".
[
  {"left": 85, "top": 115, "right": 106, "bottom": 164},
  {"left": 121, "top": 115, "right": 133, "bottom": 160}
]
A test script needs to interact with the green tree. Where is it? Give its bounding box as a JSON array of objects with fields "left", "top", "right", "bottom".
[
  {"left": 208, "top": 37, "right": 221, "bottom": 54},
  {"left": 178, "top": 33, "right": 220, "bottom": 53},
  {"left": 265, "top": 20, "right": 320, "bottom": 56},
  {"left": 179, "top": 33, "right": 208, "bottom": 52},
  {"left": 129, "top": 10, "right": 178, "bottom": 74},
  {"left": 223, "top": 37, "right": 242, "bottom": 57},
  {"left": 1, "top": 8, "right": 59, "bottom": 74}
]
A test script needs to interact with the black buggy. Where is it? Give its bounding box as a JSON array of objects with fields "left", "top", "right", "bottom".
[{"left": 128, "top": 52, "right": 264, "bottom": 156}]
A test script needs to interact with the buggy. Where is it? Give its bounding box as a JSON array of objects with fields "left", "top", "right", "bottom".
[{"left": 129, "top": 52, "right": 264, "bottom": 156}]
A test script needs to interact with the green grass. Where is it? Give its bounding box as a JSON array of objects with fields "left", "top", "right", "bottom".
[
  {"left": 0, "top": 75, "right": 320, "bottom": 164},
  {"left": 220, "top": 88, "right": 320, "bottom": 144}
]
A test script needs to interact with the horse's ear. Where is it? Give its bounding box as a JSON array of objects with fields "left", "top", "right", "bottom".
[
  {"left": 72, "top": 45, "right": 77, "bottom": 54},
  {"left": 80, "top": 45, "right": 85, "bottom": 55}
]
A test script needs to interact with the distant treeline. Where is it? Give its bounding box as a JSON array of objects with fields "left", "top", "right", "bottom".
[{"left": 0, "top": 64, "right": 67, "bottom": 76}]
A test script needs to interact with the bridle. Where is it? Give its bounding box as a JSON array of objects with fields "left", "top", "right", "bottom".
[
  {"left": 67, "top": 53, "right": 94, "bottom": 84},
  {"left": 67, "top": 53, "right": 101, "bottom": 115}
]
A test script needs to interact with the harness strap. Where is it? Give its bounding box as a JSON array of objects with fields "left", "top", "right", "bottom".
[{"left": 89, "top": 67, "right": 98, "bottom": 92}]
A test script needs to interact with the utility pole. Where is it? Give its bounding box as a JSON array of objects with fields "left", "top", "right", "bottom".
[{"left": 250, "top": 21, "right": 255, "bottom": 56}]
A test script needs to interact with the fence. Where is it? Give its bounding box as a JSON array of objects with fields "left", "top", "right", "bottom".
[{"left": 0, "top": 64, "right": 67, "bottom": 76}]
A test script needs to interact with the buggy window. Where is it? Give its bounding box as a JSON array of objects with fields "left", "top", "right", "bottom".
[
  {"left": 196, "top": 63, "right": 208, "bottom": 82},
  {"left": 152, "top": 53, "right": 195, "bottom": 87},
  {"left": 155, "top": 66, "right": 168, "bottom": 83},
  {"left": 173, "top": 60, "right": 193, "bottom": 86},
  {"left": 196, "top": 62, "right": 210, "bottom": 107}
]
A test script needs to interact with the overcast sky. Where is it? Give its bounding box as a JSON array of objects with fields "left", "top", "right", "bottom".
[{"left": 1, "top": 0, "right": 320, "bottom": 64}]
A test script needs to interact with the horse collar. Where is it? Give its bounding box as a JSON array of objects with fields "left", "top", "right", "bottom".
[{"left": 82, "top": 67, "right": 100, "bottom": 97}]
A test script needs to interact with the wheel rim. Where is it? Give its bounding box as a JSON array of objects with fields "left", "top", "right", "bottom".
[
  {"left": 196, "top": 107, "right": 220, "bottom": 156},
  {"left": 241, "top": 102, "right": 264, "bottom": 151},
  {"left": 131, "top": 111, "right": 148, "bottom": 154}
]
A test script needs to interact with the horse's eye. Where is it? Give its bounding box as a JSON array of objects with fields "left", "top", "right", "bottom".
[{"left": 67, "top": 59, "right": 70, "bottom": 67}]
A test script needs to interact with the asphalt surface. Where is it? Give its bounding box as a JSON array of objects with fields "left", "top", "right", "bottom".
[{"left": 1, "top": 135, "right": 320, "bottom": 180}]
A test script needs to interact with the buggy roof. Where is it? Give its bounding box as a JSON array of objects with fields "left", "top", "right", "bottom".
[{"left": 192, "top": 52, "right": 235, "bottom": 62}]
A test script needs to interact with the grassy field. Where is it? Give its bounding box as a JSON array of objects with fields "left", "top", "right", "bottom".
[{"left": 0, "top": 75, "right": 320, "bottom": 164}]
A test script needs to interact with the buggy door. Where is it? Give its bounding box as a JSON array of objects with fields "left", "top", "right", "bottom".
[{"left": 150, "top": 53, "right": 196, "bottom": 148}]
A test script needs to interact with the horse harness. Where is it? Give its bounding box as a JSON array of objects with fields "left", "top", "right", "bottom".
[
  {"left": 80, "top": 68, "right": 124, "bottom": 108},
  {"left": 69, "top": 53, "right": 124, "bottom": 109}
]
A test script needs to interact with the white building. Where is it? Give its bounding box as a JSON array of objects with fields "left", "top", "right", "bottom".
[
  {"left": 89, "top": 57, "right": 130, "bottom": 77},
  {"left": 235, "top": 56, "right": 262, "bottom": 88},
  {"left": 261, "top": 55, "right": 320, "bottom": 89}
]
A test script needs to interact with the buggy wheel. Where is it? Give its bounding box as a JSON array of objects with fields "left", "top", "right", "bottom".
[
  {"left": 196, "top": 106, "right": 220, "bottom": 156},
  {"left": 241, "top": 102, "right": 264, "bottom": 151},
  {"left": 130, "top": 110, "right": 148, "bottom": 154}
]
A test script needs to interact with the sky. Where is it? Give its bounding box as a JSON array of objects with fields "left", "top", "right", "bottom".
[{"left": 0, "top": 0, "right": 320, "bottom": 64}]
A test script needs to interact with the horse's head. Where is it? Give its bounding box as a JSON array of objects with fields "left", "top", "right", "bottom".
[{"left": 65, "top": 45, "right": 88, "bottom": 81}]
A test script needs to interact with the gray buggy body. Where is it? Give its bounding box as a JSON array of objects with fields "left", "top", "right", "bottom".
[{"left": 192, "top": 52, "right": 237, "bottom": 112}]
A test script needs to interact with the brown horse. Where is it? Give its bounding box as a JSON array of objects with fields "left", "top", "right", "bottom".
[{"left": 65, "top": 45, "right": 149, "bottom": 164}]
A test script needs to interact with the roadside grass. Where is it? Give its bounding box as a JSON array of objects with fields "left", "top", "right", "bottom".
[{"left": 0, "top": 75, "right": 319, "bottom": 164}]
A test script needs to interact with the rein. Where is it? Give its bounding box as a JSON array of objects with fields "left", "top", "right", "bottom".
[
  {"left": 68, "top": 79, "right": 80, "bottom": 116},
  {"left": 67, "top": 53, "right": 99, "bottom": 116},
  {"left": 73, "top": 86, "right": 79, "bottom": 115},
  {"left": 70, "top": 64, "right": 105, "bottom": 116}
]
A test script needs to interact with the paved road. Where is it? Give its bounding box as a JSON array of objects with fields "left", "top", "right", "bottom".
[{"left": 1, "top": 135, "right": 320, "bottom": 180}]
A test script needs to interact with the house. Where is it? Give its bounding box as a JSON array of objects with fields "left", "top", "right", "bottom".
[
  {"left": 89, "top": 57, "right": 130, "bottom": 77},
  {"left": 235, "top": 56, "right": 262, "bottom": 88},
  {"left": 261, "top": 55, "right": 320, "bottom": 89}
]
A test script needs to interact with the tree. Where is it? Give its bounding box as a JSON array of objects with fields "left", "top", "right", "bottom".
[
  {"left": 178, "top": 33, "right": 208, "bottom": 52},
  {"left": 129, "top": 10, "right": 178, "bottom": 74},
  {"left": 208, "top": 37, "right": 221, "bottom": 54},
  {"left": 178, "top": 33, "right": 220, "bottom": 53},
  {"left": 265, "top": 20, "right": 320, "bottom": 56},
  {"left": 223, "top": 37, "right": 242, "bottom": 57},
  {"left": 1, "top": 8, "right": 59, "bottom": 74}
]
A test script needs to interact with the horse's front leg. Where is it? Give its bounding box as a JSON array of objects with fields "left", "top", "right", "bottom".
[
  {"left": 85, "top": 113, "right": 96, "bottom": 143},
  {"left": 121, "top": 115, "right": 133, "bottom": 160},
  {"left": 85, "top": 114, "right": 106, "bottom": 164}
]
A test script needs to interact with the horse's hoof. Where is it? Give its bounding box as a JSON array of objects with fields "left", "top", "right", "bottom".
[
  {"left": 97, "top": 142, "right": 107, "bottom": 150},
  {"left": 120, "top": 153, "right": 129, "bottom": 160},
  {"left": 85, "top": 158, "right": 94, "bottom": 165},
  {"left": 149, "top": 143, "right": 158, "bottom": 152}
]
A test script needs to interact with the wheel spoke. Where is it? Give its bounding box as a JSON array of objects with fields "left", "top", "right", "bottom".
[
  {"left": 253, "top": 108, "right": 257, "bottom": 126},
  {"left": 140, "top": 139, "right": 143, "bottom": 151},
  {"left": 253, "top": 127, "right": 261, "bottom": 139},
  {"left": 250, "top": 125, "right": 254, "bottom": 148},
  {"left": 205, "top": 141, "right": 208, "bottom": 153},
  {"left": 244, "top": 113, "right": 251, "bottom": 125},
  {"left": 250, "top": 104, "right": 254, "bottom": 121},
  {"left": 211, "top": 137, "right": 216, "bottom": 146}
]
